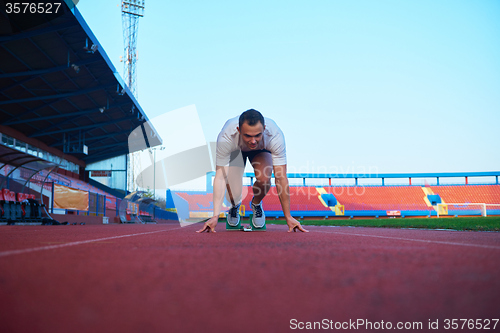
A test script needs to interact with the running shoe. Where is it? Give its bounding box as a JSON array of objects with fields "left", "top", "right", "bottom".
[
  {"left": 251, "top": 198, "right": 266, "bottom": 228},
  {"left": 226, "top": 204, "right": 241, "bottom": 227}
]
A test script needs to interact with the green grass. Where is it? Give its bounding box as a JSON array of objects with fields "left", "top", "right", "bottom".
[{"left": 268, "top": 216, "right": 500, "bottom": 232}]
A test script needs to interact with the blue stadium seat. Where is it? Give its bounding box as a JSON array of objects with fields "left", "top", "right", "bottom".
[
  {"left": 427, "top": 194, "right": 441, "bottom": 205},
  {"left": 321, "top": 193, "right": 337, "bottom": 207}
]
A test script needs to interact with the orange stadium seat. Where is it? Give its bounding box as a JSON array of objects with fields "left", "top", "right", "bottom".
[
  {"left": 175, "top": 192, "right": 214, "bottom": 212},
  {"left": 241, "top": 186, "right": 327, "bottom": 212},
  {"left": 431, "top": 185, "right": 500, "bottom": 204},
  {"left": 326, "top": 186, "right": 429, "bottom": 211},
  {"left": 176, "top": 184, "right": 500, "bottom": 218}
]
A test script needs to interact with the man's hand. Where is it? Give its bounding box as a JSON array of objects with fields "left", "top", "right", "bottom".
[
  {"left": 196, "top": 216, "right": 219, "bottom": 233},
  {"left": 286, "top": 216, "right": 309, "bottom": 233}
]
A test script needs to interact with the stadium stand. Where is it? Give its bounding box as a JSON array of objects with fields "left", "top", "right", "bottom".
[
  {"left": 330, "top": 186, "right": 430, "bottom": 212},
  {"left": 0, "top": 187, "right": 45, "bottom": 225},
  {"left": 177, "top": 172, "right": 500, "bottom": 219},
  {"left": 0, "top": 2, "right": 173, "bottom": 224},
  {"left": 175, "top": 191, "right": 214, "bottom": 213},
  {"left": 431, "top": 185, "right": 500, "bottom": 204},
  {"left": 242, "top": 186, "right": 327, "bottom": 212}
]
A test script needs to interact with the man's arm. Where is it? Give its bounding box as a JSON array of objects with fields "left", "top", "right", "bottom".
[
  {"left": 197, "top": 165, "right": 227, "bottom": 233},
  {"left": 273, "top": 164, "right": 309, "bottom": 233},
  {"left": 212, "top": 166, "right": 228, "bottom": 217}
]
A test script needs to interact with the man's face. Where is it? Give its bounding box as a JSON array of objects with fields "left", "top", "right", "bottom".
[{"left": 238, "top": 121, "right": 264, "bottom": 150}]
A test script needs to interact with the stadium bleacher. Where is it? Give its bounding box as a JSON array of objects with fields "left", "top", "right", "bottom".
[
  {"left": 176, "top": 179, "right": 500, "bottom": 219},
  {"left": 1, "top": 2, "right": 166, "bottom": 225},
  {"left": 175, "top": 191, "right": 214, "bottom": 212},
  {"left": 242, "top": 186, "right": 327, "bottom": 212},
  {"left": 331, "top": 186, "right": 430, "bottom": 212},
  {"left": 431, "top": 185, "right": 500, "bottom": 204},
  {"left": 0, "top": 188, "right": 45, "bottom": 225}
]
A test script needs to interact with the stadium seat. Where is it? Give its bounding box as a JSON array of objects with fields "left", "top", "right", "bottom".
[
  {"left": 321, "top": 193, "right": 337, "bottom": 207},
  {"left": 17, "top": 193, "right": 28, "bottom": 220},
  {"left": 0, "top": 190, "right": 5, "bottom": 222},
  {"left": 427, "top": 194, "right": 442, "bottom": 205},
  {"left": 26, "top": 196, "right": 43, "bottom": 220},
  {"left": 175, "top": 184, "right": 500, "bottom": 218},
  {"left": 331, "top": 186, "right": 429, "bottom": 211},
  {"left": 431, "top": 185, "right": 500, "bottom": 204},
  {"left": 175, "top": 192, "right": 214, "bottom": 212},
  {"left": 2, "top": 189, "right": 16, "bottom": 221}
]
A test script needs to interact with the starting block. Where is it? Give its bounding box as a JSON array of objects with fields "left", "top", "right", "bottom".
[
  {"left": 225, "top": 205, "right": 246, "bottom": 231},
  {"left": 225, "top": 216, "right": 244, "bottom": 231},
  {"left": 225, "top": 214, "right": 266, "bottom": 231}
]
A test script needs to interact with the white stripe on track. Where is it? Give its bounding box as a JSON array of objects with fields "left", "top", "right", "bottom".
[
  {"left": 0, "top": 227, "right": 184, "bottom": 258},
  {"left": 313, "top": 229, "right": 500, "bottom": 250}
]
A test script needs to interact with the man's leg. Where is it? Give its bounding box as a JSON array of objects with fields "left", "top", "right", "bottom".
[
  {"left": 250, "top": 152, "right": 273, "bottom": 204},
  {"left": 248, "top": 152, "right": 272, "bottom": 229},
  {"left": 225, "top": 158, "right": 245, "bottom": 228},
  {"left": 249, "top": 152, "right": 272, "bottom": 229},
  {"left": 224, "top": 150, "right": 246, "bottom": 228}
]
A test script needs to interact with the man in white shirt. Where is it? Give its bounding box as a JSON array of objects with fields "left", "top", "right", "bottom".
[{"left": 197, "top": 109, "right": 308, "bottom": 233}]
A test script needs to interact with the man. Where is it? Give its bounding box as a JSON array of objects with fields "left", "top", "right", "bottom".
[{"left": 197, "top": 109, "right": 308, "bottom": 233}]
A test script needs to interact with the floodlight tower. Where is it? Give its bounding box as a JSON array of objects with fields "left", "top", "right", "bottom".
[
  {"left": 121, "top": 0, "right": 144, "bottom": 96},
  {"left": 122, "top": 0, "right": 145, "bottom": 192}
]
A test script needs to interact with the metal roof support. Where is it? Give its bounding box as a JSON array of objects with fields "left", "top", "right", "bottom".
[
  {"left": 0, "top": 85, "right": 114, "bottom": 106},
  {"left": 92, "top": 142, "right": 129, "bottom": 150},
  {"left": 0, "top": 152, "right": 26, "bottom": 165},
  {"left": 86, "top": 148, "right": 130, "bottom": 164},
  {"left": 5, "top": 105, "right": 115, "bottom": 126},
  {"left": 50, "top": 127, "right": 131, "bottom": 148},
  {"left": 0, "top": 75, "right": 34, "bottom": 94},
  {"left": 31, "top": 114, "right": 138, "bottom": 137},
  {"left": 35, "top": 100, "right": 131, "bottom": 135},
  {"left": 0, "top": 21, "right": 76, "bottom": 43},
  {"left": 0, "top": 57, "right": 100, "bottom": 81},
  {"left": 81, "top": 128, "right": 133, "bottom": 143},
  {"left": 2, "top": 98, "right": 64, "bottom": 126},
  {"left": 0, "top": 157, "right": 43, "bottom": 189},
  {"left": 0, "top": 154, "right": 41, "bottom": 173}
]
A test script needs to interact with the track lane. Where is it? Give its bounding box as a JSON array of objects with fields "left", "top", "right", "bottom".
[{"left": 0, "top": 224, "right": 499, "bottom": 333}]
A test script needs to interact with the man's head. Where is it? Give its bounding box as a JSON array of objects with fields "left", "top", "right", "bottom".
[
  {"left": 238, "top": 109, "right": 265, "bottom": 150},
  {"left": 238, "top": 109, "right": 265, "bottom": 129}
]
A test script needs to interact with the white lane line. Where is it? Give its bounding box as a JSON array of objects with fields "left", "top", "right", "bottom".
[
  {"left": 0, "top": 227, "right": 184, "bottom": 258},
  {"left": 313, "top": 229, "right": 500, "bottom": 250}
]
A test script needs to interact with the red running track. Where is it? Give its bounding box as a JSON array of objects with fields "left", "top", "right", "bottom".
[{"left": 0, "top": 223, "right": 499, "bottom": 333}]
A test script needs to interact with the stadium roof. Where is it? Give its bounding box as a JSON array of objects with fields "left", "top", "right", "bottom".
[{"left": 0, "top": 0, "right": 161, "bottom": 165}]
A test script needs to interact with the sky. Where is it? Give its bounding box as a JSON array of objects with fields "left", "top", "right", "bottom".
[{"left": 77, "top": 0, "right": 500, "bottom": 189}]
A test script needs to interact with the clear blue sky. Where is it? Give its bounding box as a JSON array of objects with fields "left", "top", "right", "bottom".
[{"left": 77, "top": 0, "right": 500, "bottom": 183}]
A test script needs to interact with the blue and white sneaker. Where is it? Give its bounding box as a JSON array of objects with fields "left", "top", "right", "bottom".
[
  {"left": 226, "top": 204, "right": 241, "bottom": 227},
  {"left": 251, "top": 198, "right": 265, "bottom": 228}
]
